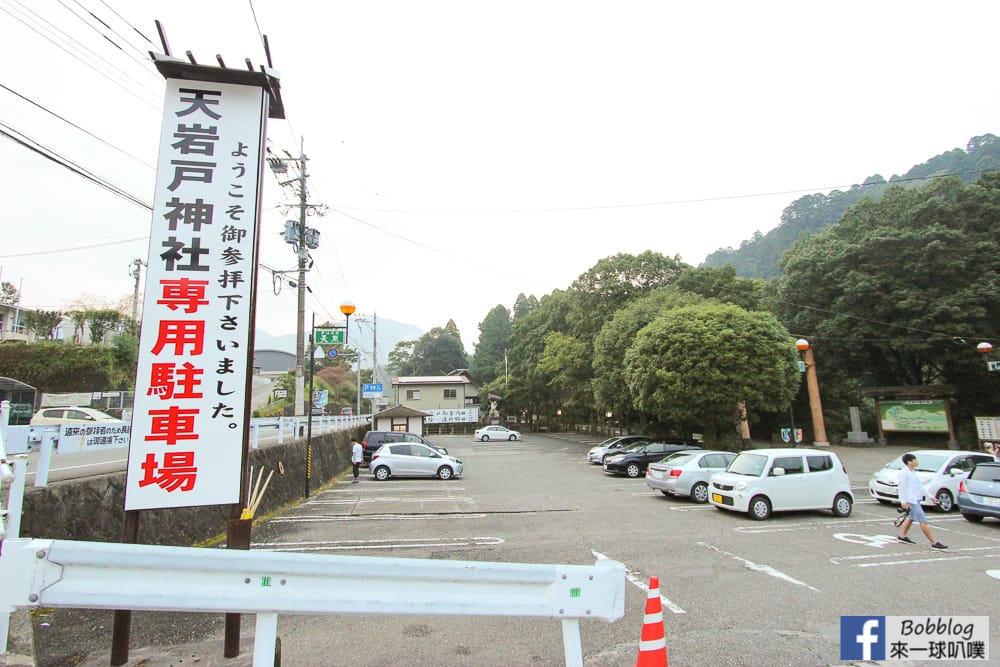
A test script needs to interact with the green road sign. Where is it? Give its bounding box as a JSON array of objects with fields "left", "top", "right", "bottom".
[{"left": 314, "top": 328, "right": 345, "bottom": 345}]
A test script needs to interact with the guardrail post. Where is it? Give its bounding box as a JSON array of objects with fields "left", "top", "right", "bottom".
[
  {"left": 561, "top": 619, "right": 583, "bottom": 667},
  {"left": 253, "top": 612, "right": 278, "bottom": 666},
  {"left": 34, "top": 431, "right": 56, "bottom": 487},
  {"left": 277, "top": 419, "right": 285, "bottom": 445},
  {"left": 4, "top": 456, "right": 27, "bottom": 541},
  {"left": 251, "top": 422, "right": 260, "bottom": 450}
]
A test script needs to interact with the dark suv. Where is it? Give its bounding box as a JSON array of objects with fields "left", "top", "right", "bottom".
[{"left": 361, "top": 431, "right": 448, "bottom": 463}]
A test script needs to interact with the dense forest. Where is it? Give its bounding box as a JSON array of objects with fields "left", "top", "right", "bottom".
[
  {"left": 390, "top": 156, "right": 1000, "bottom": 448},
  {"left": 702, "top": 134, "right": 1000, "bottom": 278}
]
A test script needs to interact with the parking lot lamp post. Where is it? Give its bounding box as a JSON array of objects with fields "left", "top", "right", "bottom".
[
  {"left": 796, "top": 339, "right": 829, "bottom": 447},
  {"left": 605, "top": 410, "right": 613, "bottom": 436},
  {"left": 340, "top": 301, "right": 356, "bottom": 410},
  {"left": 556, "top": 409, "right": 562, "bottom": 432}
]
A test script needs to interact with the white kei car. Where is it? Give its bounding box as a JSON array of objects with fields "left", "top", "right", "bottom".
[
  {"left": 708, "top": 448, "right": 853, "bottom": 520},
  {"left": 868, "top": 449, "right": 998, "bottom": 513},
  {"left": 474, "top": 425, "right": 521, "bottom": 441}
]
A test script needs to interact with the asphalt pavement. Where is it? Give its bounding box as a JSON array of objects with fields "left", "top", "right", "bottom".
[{"left": 17, "top": 436, "right": 1000, "bottom": 666}]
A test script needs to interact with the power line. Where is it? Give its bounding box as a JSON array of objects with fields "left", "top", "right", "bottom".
[
  {"left": 73, "top": 0, "right": 156, "bottom": 62},
  {"left": 329, "top": 168, "right": 1000, "bottom": 215},
  {"left": 0, "top": 235, "right": 148, "bottom": 259},
  {"left": 0, "top": 121, "right": 152, "bottom": 211},
  {"left": 0, "top": 0, "right": 161, "bottom": 111},
  {"left": 0, "top": 82, "right": 155, "bottom": 169}
]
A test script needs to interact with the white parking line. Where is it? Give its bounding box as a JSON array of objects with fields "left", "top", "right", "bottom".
[
  {"left": 830, "top": 546, "right": 1000, "bottom": 568},
  {"left": 733, "top": 515, "right": 968, "bottom": 534},
  {"left": 697, "top": 542, "right": 820, "bottom": 592},
  {"left": 270, "top": 513, "right": 487, "bottom": 523},
  {"left": 305, "top": 497, "right": 472, "bottom": 505},
  {"left": 328, "top": 485, "right": 467, "bottom": 492},
  {"left": 591, "top": 550, "right": 686, "bottom": 614},
  {"left": 254, "top": 536, "right": 504, "bottom": 552}
]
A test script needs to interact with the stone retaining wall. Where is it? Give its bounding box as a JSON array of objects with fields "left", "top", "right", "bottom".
[{"left": 19, "top": 431, "right": 357, "bottom": 546}]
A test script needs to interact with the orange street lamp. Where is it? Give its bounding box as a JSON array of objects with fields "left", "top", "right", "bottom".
[
  {"left": 977, "top": 342, "right": 993, "bottom": 354},
  {"left": 339, "top": 300, "right": 356, "bottom": 350},
  {"left": 796, "top": 338, "right": 829, "bottom": 447}
]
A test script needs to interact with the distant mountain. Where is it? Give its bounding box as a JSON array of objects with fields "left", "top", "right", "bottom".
[
  {"left": 702, "top": 134, "right": 1000, "bottom": 278},
  {"left": 254, "top": 317, "right": 424, "bottom": 371}
]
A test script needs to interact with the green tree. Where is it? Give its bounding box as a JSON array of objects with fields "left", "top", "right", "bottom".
[
  {"left": 0, "top": 281, "right": 17, "bottom": 306},
  {"left": 537, "top": 331, "right": 592, "bottom": 424},
  {"left": 593, "top": 288, "right": 703, "bottom": 431},
  {"left": 471, "top": 304, "right": 512, "bottom": 384},
  {"left": 86, "top": 308, "right": 123, "bottom": 345},
  {"left": 624, "top": 303, "right": 799, "bottom": 446},
  {"left": 393, "top": 324, "right": 469, "bottom": 376},
  {"left": 512, "top": 293, "right": 539, "bottom": 320},
  {"left": 771, "top": 175, "right": 1000, "bottom": 437},
  {"left": 568, "top": 251, "right": 688, "bottom": 342},
  {"left": 674, "top": 265, "right": 764, "bottom": 311},
  {"left": 19, "top": 309, "right": 63, "bottom": 340}
]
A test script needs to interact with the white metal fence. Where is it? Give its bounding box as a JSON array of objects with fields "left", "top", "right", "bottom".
[{"left": 0, "top": 536, "right": 625, "bottom": 665}]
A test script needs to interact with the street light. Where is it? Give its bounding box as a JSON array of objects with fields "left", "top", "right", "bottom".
[
  {"left": 795, "top": 339, "right": 829, "bottom": 447},
  {"left": 340, "top": 301, "right": 356, "bottom": 413}
]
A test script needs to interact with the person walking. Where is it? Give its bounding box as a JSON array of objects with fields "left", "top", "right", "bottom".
[
  {"left": 897, "top": 453, "right": 947, "bottom": 549},
  {"left": 351, "top": 437, "right": 363, "bottom": 483}
]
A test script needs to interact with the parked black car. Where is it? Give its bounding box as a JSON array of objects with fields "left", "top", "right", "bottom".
[
  {"left": 603, "top": 441, "right": 702, "bottom": 478},
  {"left": 361, "top": 431, "right": 447, "bottom": 463}
]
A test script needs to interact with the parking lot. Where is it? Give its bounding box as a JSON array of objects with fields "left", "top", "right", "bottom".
[
  {"left": 239, "top": 433, "right": 999, "bottom": 666},
  {"left": 45, "top": 433, "right": 997, "bottom": 666}
]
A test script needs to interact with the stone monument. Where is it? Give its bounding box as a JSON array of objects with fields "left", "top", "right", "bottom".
[{"left": 843, "top": 406, "right": 876, "bottom": 446}]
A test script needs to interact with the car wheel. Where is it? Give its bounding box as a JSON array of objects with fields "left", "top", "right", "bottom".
[
  {"left": 962, "top": 513, "right": 983, "bottom": 522},
  {"left": 832, "top": 493, "right": 853, "bottom": 517},
  {"left": 508, "top": 435, "right": 517, "bottom": 441},
  {"left": 749, "top": 495, "right": 771, "bottom": 521},
  {"left": 626, "top": 463, "right": 642, "bottom": 478},
  {"left": 436, "top": 466, "right": 454, "bottom": 480},
  {"left": 690, "top": 482, "right": 709, "bottom": 504},
  {"left": 373, "top": 466, "right": 390, "bottom": 481},
  {"left": 936, "top": 489, "right": 954, "bottom": 513},
  {"left": 480, "top": 435, "right": 490, "bottom": 442}
]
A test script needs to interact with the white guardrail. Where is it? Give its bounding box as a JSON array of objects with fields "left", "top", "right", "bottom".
[{"left": 0, "top": 539, "right": 626, "bottom": 665}]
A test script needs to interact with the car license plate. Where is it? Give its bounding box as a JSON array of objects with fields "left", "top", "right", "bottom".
[
  {"left": 651, "top": 470, "right": 662, "bottom": 479},
  {"left": 712, "top": 493, "right": 723, "bottom": 503},
  {"left": 982, "top": 496, "right": 1000, "bottom": 507}
]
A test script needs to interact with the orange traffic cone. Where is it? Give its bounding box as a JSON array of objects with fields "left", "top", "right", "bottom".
[{"left": 635, "top": 575, "right": 668, "bottom": 667}]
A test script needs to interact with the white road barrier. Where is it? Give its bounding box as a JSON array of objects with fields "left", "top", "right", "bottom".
[{"left": 0, "top": 538, "right": 625, "bottom": 666}]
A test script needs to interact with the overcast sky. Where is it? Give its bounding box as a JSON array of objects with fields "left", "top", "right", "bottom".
[{"left": 3, "top": 1, "right": 999, "bottom": 355}]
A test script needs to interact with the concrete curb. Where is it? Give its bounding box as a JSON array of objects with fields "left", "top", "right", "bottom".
[{"left": 1, "top": 609, "right": 35, "bottom": 666}]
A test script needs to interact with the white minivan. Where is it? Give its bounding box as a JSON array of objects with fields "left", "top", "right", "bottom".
[{"left": 708, "top": 448, "right": 853, "bottom": 520}]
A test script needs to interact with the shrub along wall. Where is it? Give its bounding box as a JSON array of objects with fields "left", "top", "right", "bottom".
[{"left": 20, "top": 430, "right": 356, "bottom": 546}]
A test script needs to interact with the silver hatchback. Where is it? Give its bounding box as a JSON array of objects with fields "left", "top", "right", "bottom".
[
  {"left": 369, "top": 442, "right": 464, "bottom": 481},
  {"left": 958, "top": 462, "right": 1000, "bottom": 522},
  {"left": 646, "top": 450, "right": 736, "bottom": 502}
]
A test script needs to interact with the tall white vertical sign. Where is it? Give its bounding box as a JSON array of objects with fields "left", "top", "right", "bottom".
[{"left": 125, "top": 79, "right": 266, "bottom": 510}]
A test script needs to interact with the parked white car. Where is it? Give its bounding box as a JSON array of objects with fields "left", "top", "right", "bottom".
[
  {"left": 708, "top": 448, "right": 853, "bottom": 520},
  {"left": 868, "top": 449, "right": 998, "bottom": 513},
  {"left": 369, "top": 442, "right": 463, "bottom": 480},
  {"left": 30, "top": 407, "right": 120, "bottom": 425},
  {"left": 474, "top": 425, "right": 520, "bottom": 441}
]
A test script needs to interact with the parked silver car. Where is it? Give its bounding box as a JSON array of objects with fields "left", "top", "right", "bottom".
[
  {"left": 369, "top": 442, "right": 464, "bottom": 481},
  {"left": 586, "top": 435, "right": 654, "bottom": 464},
  {"left": 646, "top": 450, "right": 736, "bottom": 502},
  {"left": 957, "top": 462, "right": 1000, "bottom": 522}
]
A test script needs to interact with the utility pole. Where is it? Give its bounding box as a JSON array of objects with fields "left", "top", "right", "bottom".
[
  {"left": 128, "top": 259, "right": 146, "bottom": 324},
  {"left": 268, "top": 138, "right": 312, "bottom": 417},
  {"left": 294, "top": 138, "right": 308, "bottom": 418}
]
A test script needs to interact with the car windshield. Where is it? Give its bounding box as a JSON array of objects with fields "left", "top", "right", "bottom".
[
  {"left": 661, "top": 452, "right": 695, "bottom": 465},
  {"left": 621, "top": 442, "right": 647, "bottom": 452},
  {"left": 596, "top": 437, "right": 621, "bottom": 447},
  {"left": 885, "top": 454, "right": 948, "bottom": 472},
  {"left": 726, "top": 453, "right": 768, "bottom": 476}
]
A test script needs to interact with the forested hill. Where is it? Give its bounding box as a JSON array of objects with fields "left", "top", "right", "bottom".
[{"left": 702, "top": 134, "right": 1000, "bottom": 278}]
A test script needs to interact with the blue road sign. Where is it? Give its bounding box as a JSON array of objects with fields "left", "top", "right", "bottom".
[{"left": 327, "top": 348, "right": 339, "bottom": 359}]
